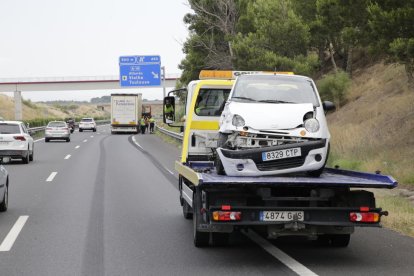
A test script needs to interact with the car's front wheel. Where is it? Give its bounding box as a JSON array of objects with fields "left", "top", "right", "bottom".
[{"left": 0, "top": 180, "right": 8, "bottom": 212}]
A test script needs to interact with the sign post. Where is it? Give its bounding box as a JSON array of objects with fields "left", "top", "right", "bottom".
[{"left": 119, "top": 55, "right": 161, "bottom": 87}]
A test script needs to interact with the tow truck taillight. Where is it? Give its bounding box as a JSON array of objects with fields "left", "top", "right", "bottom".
[
  {"left": 212, "top": 211, "right": 241, "bottom": 221},
  {"left": 13, "top": 136, "right": 26, "bottom": 141},
  {"left": 350, "top": 212, "right": 379, "bottom": 223}
]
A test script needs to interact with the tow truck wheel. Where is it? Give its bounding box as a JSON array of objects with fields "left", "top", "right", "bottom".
[
  {"left": 193, "top": 208, "right": 209, "bottom": 247},
  {"left": 182, "top": 201, "right": 193, "bottom": 220},
  {"left": 330, "top": 234, "right": 350, "bottom": 247},
  {"left": 211, "top": 233, "right": 229, "bottom": 246}
]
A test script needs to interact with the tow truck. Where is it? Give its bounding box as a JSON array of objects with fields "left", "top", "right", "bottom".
[{"left": 164, "top": 70, "right": 397, "bottom": 247}]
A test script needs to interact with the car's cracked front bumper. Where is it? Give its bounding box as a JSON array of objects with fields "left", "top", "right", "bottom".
[{"left": 216, "top": 139, "right": 328, "bottom": 176}]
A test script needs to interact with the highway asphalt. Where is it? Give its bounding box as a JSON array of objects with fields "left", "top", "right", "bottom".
[{"left": 0, "top": 125, "right": 413, "bottom": 275}]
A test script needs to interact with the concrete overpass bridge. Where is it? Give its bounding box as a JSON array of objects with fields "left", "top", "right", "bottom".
[{"left": 0, "top": 74, "right": 180, "bottom": 120}]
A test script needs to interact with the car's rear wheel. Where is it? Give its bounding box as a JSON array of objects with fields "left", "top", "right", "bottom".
[
  {"left": 0, "top": 181, "right": 8, "bottom": 212},
  {"left": 29, "top": 146, "right": 34, "bottom": 161},
  {"left": 79, "top": 129, "right": 83, "bottom": 132},
  {"left": 22, "top": 150, "right": 29, "bottom": 164},
  {"left": 93, "top": 128, "right": 97, "bottom": 132},
  {"left": 66, "top": 138, "right": 70, "bottom": 142}
]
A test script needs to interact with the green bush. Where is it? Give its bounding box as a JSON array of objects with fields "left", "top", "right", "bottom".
[{"left": 317, "top": 71, "right": 351, "bottom": 107}]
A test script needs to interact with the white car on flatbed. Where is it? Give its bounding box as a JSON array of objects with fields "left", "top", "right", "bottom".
[
  {"left": 216, "top": 73, "right": 335, "bottom": 177},
  {"left": 0, "top": 121, "right": 34, "bottom": 164}
]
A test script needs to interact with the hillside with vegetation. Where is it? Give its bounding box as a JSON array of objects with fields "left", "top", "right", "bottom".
[{"left": 0, "top": 94, "right": 109, "bottom": 125}]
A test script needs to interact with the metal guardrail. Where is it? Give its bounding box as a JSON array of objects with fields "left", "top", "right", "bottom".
[
  {"left": 156, "top": 126, "right": 183, "bottom": 141},
  {"left": 28, "top": 120, "right": 110, "bottom": 133}
]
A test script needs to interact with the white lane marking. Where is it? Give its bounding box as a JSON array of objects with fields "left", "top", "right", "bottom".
[
  {"left": 75, "top": 145, "right": 80, "bottom": 149},
  {"left": 90, "top": 135, "right": 94, "bottom": 138},
  {"left": 0, "top": 216, "right": 29, "bottom": 252},
  {"left": 83, "top": 139, "right": 87, "bottom": 143},
  {"left": 64, "top": 154, "right": 71, "bottom": 160},
  {"left": 131, "top": 136, "right": 143, "bottom": 149},
  {"left": 166, "top": 168, "right": 174, "bottom": 175},
  {"left": 34, "top": 138, "right": 45, "bottom": 143},
  {"left": 243, "top": 230, "right": 318, "bottom": 276},
  {"left": 46, "top": 172, "right": 58, "bottom": 182}
]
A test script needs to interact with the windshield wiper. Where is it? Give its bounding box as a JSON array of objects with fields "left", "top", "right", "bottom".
[
  {"left": 232, "top": 96, "right": 257, "bottom": 102},
  {"left": 258, "top": 100, "right": 295, "bottom": 104}
]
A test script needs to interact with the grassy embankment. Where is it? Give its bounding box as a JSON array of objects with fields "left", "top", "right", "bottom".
[{"left": 326, "top": 63, "right": 414, "bottom": 237}]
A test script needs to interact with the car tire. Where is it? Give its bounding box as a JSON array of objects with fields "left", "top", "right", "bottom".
[
  {"left": 79, "top": 129, "right": 83, "bottom": 132},
  {"left": 93, "top": 128, "right": 97, "bottom": 132},
  {"left": 29, "top": 146, "right": 34, "bottom": 161},
  {"left": 22, "top": 150, "right": 29, "bottom": 164},
  {"left": 0, "top": 181, "right": 8, "bottom": 212},
  {"left": 66, "top": 138, "right": 70, "bottom": 142}
]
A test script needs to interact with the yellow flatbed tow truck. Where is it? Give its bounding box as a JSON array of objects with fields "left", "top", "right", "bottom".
[{"left": 164, "top": 71, "right": 397, "bottom": 247}]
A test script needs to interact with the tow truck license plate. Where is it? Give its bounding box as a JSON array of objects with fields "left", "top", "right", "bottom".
[
  {"left": 262, "top": 147, "right": 301, "bottom": 161},
  {"left": 260, "top": 211, "right": 304, "bottom": 221}
]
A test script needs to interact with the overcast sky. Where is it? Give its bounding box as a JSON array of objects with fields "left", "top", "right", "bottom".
[{"left": 0, "top": 0, "right": 191, "bottom": 101}]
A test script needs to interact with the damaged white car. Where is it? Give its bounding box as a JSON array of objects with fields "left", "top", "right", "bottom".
[{"left": 216, "top": 73, "right": 335, "bottom": 177}]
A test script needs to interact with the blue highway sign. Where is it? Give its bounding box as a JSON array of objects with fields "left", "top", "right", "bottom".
[{"left": 119, "top": 55, "right": 161, "bottom": 87}]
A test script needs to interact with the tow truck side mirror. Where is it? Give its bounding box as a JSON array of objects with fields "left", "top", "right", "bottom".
[{"left": 163, "top": 96, "right": 176, "bottom": 124}]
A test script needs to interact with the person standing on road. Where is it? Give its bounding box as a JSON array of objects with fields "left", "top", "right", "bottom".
[
  {"left": 140, "top": 117, "right": 146, "bottom": 134},
  {"left": 149, "top": 116, "right": 155, "bottom": 133}
]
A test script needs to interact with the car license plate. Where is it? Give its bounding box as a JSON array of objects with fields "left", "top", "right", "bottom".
[
  {"left": 260, "top": 211, "right": 304, "bottom": 221},
  {"left": 262, "top": 147, "right": 301, "bottom": 161}
]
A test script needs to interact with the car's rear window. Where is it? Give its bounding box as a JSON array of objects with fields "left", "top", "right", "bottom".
[
  {"left": 0, "top": 124, "right": 20, "bottom": 134},
  {"left": 48, "top": 122, "right": 66, "bottom": 127},
  {"left": 81, "top": 118, "right": 93, "bottom": 122}
]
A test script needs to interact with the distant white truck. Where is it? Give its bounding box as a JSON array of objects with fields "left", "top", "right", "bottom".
[{"left": 111, "top": 93, "right": 142, "bottom": 134}]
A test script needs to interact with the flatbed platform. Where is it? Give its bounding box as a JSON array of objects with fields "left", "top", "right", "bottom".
[{"left": 176, "top": 161, "right": 398, "bottom": 189}]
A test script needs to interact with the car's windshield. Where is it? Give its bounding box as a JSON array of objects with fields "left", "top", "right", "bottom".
[
  {"left": 231, "top": 75, "right": 319, "bottom": 106},
  {"left": 48, "top": 122, "right": 66, "bottom": 128},
  {"left": 0, "top": 124, "right": 20, "bottom": 134},
  {"left": 81, "top": 118, "right": 93, "bottom": 122}
]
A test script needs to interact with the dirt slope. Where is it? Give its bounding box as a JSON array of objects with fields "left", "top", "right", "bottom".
[{"left": 327, "top": 63, "right": 414, "bottom": 186}]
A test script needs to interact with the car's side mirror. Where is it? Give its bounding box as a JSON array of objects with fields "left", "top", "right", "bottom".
[
  {"left": 163, "top": 96, "right": 176, "bottom": 124},
  {"left": 323, "top": 101, "right": 336, "bottom": 113}
]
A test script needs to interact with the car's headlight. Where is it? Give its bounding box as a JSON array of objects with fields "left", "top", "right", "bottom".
[
  {"left": 304, "top": 118, "right": 320, "bottom": 133},
  {"left": 232, "top": 114, "right": 245, "bottom": 127}
]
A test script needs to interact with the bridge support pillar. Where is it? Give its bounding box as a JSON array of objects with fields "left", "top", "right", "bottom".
[{"left": 14, "top": 90, "right": 22, "bottom": 121}]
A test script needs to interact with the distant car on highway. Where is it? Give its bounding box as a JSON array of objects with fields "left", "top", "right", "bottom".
[
  {"left": 0, "top": 162, "right": 8, "bottom": 211},
  {"left": 45, "top": 121, "right": 71, "bottom": 142},
  {"left": 79, "top": 118, "right": 96, "bottom": 132},
  {"left": 0, "top": 121, "right": 34, "bottom": 164}
]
